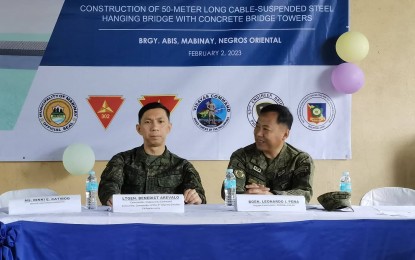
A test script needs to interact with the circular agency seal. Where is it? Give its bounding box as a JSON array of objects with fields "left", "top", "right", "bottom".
[
  {"left": 247, "top": 92, "right": 284, "bottom": 127},
  {"left": 191, "top": 93, "right": 231, "bottom": 132},
  {"left": 38, "top": 93, "right": 78, "bottom": 133},
  {"left": 297, "top": 92, "right": 335, "bottom": 131}
]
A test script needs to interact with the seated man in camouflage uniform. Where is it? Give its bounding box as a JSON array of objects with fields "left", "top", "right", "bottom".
[
  {"left": 222, "top": 104, "right": 314, "bottom": 202},
  {"left": 99, "top": 102, "right": 206, "bottom": 206}
]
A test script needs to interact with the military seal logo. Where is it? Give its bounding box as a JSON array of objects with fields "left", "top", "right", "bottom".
[
  {"left": 247, "top": 92, "right": 284, "bottom": 127},
  {"left": 297, "top": 92, "right": 335, "bottom": 131}
]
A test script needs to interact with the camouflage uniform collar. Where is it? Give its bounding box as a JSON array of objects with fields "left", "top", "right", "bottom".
[
  {"left": 249, "top": 143, "right": 286, "bottom": 170},
  {"left": 277, "top": 143, "right": 288, "bottom": 158},
  {"left": 136, "top": 145, "right": 171, "bottom": 164},
  {"left": 264, "top": 143, "right": 289, "bottom": 166},
  {"left": 255, "top": 142, "right": 287, "bottom": 160},
  {"left": 247, "top": 143, "right": 290, "bottom": 176},
  {"left": 248, "top": 144, "right": 265, "bottom": 169}
]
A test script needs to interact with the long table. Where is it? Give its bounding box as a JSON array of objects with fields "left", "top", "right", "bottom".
[{"left": 1, "top": 205, "right": 415, "bottom": 259}]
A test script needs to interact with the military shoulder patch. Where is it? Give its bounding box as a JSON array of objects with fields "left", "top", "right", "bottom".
[{"left": 234, "top": 169, "right": 245, "bottom": 179}]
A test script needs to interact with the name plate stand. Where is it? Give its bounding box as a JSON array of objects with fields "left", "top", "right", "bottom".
[
  {"left": 112, "top": 194, "right": 184, "bottom": 213},
  {"left": 236, "top": 194, "right": 306, "bottom": 212},
  {"left": 8, "top": 195, "right": 81, "bottom": 215}
]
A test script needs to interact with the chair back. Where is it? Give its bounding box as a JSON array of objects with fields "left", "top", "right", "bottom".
[
  {"left": 360, "top": 187, "right": 415, "bottom": 206},
  {"left": 0, "top": 188, "right": 58, "bottom": 208}
]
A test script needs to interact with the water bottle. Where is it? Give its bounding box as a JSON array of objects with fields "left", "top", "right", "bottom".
[
  {"left": 224, "top": 168, "right": 236, "bottom": 206},
  {"left": 86, "top": 170, "right": 98, "bottom": 209},
  {"left": 339, "top": 171, "right": 352, "bottom": 193}
]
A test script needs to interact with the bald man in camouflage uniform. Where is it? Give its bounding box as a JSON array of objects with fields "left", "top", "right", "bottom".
[
  {"left": 222, "top": 104, "right": 314, "bottom": 202},
  {"left": 99, "top": 102, "right": 206, "bottom": 206}
]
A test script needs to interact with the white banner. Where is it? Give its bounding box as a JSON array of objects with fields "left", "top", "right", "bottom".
[{"left": 0, "top": 0, "right": 351, "bottom": 161}]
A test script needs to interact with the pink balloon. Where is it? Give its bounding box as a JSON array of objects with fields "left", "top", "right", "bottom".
[{"left": 331, "top": 63, "right": 365, "bottom": 94}]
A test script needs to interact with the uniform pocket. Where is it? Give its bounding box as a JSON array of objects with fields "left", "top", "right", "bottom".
[
  {"left": 124, "top": 165, "right": 145, "bottom": 185},
  {"left": 271, "top": 174, "right": 291, "bottom": 190},
  {"left": 157, "top": 174, "right": 183, "bottom": 188}
]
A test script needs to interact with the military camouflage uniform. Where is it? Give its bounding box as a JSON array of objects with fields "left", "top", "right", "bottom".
[
  {"left": 98, "top": 145, "right": 206, "bottom": 205},
  {"left": 223, "top": 143, "right": 314, "bottom": 203}
]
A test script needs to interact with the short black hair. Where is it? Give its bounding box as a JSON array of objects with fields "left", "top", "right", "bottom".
[
  {"left": 138, "top": 102, "right": 170, "bottom": 122},
  {"left": 259, "top": 104, "right": 293, "bottom": 130}
]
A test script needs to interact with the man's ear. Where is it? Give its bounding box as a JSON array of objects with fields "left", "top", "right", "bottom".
[
  {"left": 136, "top": 124, "right": 142, "bottom": 136},
  {"left": 282, "top": 128, "right": 290, "bottom": 141},
  {"left": 167, "top": 122, "right": 172, "bottom": 134}
]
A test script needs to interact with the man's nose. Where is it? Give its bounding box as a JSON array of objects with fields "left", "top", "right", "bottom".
[
  {"left": 150, "top": 123, "right": 159, "bottom": 131},
  {"left": 255, "top": 128, "right": 262, "bottom": 136}
]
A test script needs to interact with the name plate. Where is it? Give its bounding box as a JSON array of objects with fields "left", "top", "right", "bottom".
[
  {"left": 8, "top": 195, "right": 81, "bottom": 215},
  {"left": 236, "top": 194, "right": 306, "bottom": 212},
  {"left": 112, "top": 194, "right": 184, "bottom": 213}
]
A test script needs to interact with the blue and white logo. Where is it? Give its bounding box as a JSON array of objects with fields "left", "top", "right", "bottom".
[{"left": 191, "top": 93, "right": 231, "bottom": 132}]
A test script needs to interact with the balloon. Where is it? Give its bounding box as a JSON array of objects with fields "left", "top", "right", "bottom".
[
  {"left": 63, "top": 143, "right": 95, "bottom": 175},
  {"left": 331, "top": 63, "right": 365, "bottom": 94},
  {"left": 336, "top": 31, "right": 369, "bottom": 62}
]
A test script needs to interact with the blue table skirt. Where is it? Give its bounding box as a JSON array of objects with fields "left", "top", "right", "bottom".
[{"left": 2, "top": 219, "right": 415, "bottom": 260}]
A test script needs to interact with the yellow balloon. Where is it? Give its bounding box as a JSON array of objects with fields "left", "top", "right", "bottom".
[
  {"left": 336, "top": 31, "right": 369, "bottom": 62},
  {"left": 63, "top": 143, "right": 95, "bottom": 175}
]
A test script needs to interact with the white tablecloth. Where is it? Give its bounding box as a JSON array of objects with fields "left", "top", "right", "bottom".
[{"left": 1, "top": 204, "right": 415, "bottom": 225}]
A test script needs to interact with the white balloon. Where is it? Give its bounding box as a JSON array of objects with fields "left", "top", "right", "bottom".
[{"left": 63, "top": 143, "right": 95, "bottom": 175}]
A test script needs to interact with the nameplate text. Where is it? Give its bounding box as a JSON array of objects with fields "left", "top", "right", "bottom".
[
  {"left": 236, "top": 194, "right": 306, "bottom": 212},
  {"left": 112, "top": 194, "right": 184, "bottom": 213},
  {"left": 8, "top": 195, "right": 81, "bottom": 215}
]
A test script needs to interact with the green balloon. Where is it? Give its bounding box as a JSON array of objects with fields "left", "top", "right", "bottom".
[{"left": 63, "top": 143, "right": 95, "bottom": 175}]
